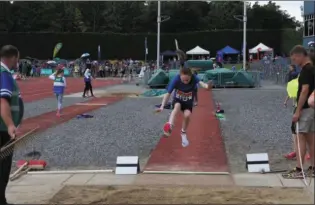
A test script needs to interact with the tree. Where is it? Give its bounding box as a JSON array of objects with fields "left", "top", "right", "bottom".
[{"left": 2, "top": 1, "right": 300, "bottom": 33}]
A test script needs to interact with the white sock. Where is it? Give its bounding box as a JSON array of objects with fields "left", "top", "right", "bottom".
[{"left": 181, "top": 130, "right": 189, "bottom": 147}]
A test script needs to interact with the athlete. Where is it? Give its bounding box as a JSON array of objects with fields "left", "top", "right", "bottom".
[{"left": 157, "top": 55, "right": 212, "bottom": 147}]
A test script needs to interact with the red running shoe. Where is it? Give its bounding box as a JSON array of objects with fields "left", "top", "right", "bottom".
[
  {"left": 163, "top": 122, "right": 172, "bottom": 137},
  {"left": 284, "top": 152, "right": 296, "bottom": 159}
]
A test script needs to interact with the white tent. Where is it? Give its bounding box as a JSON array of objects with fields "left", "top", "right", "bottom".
[
  {"left": 186, "top": 46, "right": 210, "bottom": 55},
  {"left": 249, "top": 43, "right": 273, "bottom": 54}
]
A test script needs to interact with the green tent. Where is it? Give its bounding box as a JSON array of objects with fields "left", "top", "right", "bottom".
[
  {"left": 147, "top": 69, "right": 169, "bottom": 87},
  {"left": 204, "top": 69, "right": 255, "bottom": 87},
  {"left": 185, "top": 60, "right": 213, "bottom": 73}
]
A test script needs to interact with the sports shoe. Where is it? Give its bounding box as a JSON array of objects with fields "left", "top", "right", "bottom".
[
  {"left": 163, "top": 122, "right": 172, "bottom": 137},
  {"left": 56, "top": 111, "right": 61, "bottom": 117},
  {"left": 306, "top": 166, "right": 315, "bottom": 178},
  {"left": 181, "top": 131, "right": 189, "bottom": 147},
  {"left": 282, "top": 168, "right": 303, "bottom": 179},
  {"left": 284, "top": 152, "right": 296, "bottom": 160}
]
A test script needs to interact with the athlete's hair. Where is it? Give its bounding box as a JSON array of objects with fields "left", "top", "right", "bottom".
[{"left": 180, "top": 66, "right": 193, "bottom": 76}]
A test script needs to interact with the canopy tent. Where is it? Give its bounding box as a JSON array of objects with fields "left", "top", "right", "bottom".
[
  {"left": 161, "top": 50, "right": 176, "bottom": 56},
  {"left": 249, "top": 43, "right": 273, "bottom": 54},
  {"left": 186, "top": 46, "right": 210, "bottom": 55},
  {"left": 217, "top": 45, "right": 240, "bottom": 55}
]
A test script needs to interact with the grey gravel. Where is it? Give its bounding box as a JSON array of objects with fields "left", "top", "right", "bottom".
[
  {"left": 23, "top": 97, "right": 90, "bottom": 119},
  {"left": 23, "top": 84, "right": 149, "bottom": 119},
  {"left": 213, "top": 82, "right": 296, "bottom": 173},
  {"left": 13, "top": 97, "right": 167, "bottom": 170}
]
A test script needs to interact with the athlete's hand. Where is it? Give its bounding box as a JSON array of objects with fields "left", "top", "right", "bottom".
[
  {"left": 207, "top": 81, "right": 213, "bottom": 90},
  {"left": 156, "top": 107, "right": 164, "bottom": 113}
]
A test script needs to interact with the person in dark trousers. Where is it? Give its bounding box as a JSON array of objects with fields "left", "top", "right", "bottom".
[
  {"left": 82, "top": 68, "right": 94, "bottom": 98},
  {"left": 0, "top": 45, "right": 24, "bottom": 205}
]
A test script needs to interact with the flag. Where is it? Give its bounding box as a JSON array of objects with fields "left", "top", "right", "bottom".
[
  {"left": 175, "top": 39, "right": 179, "bottom": 50},
  {"left": 145, "top": 37, "right": 148, "bottom": 55},
  {"left": 53, "top": 43, "right": 63, "bottom": 58},
  {"left": 98, "top": 45, "right": 101, "bottom": 60}
]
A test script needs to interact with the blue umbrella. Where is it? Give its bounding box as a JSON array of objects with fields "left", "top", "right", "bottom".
[{"left": 81, "top": 53, "right": 90, "bottom": 58}]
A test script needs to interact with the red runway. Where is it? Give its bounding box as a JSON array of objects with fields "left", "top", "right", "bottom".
[
  {"left": 144, "top": 89, "right": 229, "bottom": 173},
  {"left": 17, "top": 96, "right": 123, "bottom": 136},
  {"left": 17, "top": 78, "right": 122, "bottom": 103}
]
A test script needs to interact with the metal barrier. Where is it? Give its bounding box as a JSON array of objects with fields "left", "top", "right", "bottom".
[
  {"left": 252, "top": 58, "right": 291, "bottom": 85},
  {"left": 212, "top": 71, "right": 261, "bottom": 88},
  {"left": 139, "top": 69, "right": 261, "bottom": 88}
]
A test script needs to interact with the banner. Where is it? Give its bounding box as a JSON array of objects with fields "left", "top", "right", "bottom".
[{"left": 53, "top": 43, "right": 63, "bottom": 58}]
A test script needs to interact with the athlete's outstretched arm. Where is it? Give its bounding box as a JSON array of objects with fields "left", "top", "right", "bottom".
[
  {"left": 161, "top": 75, "right": 178, "bottom": 108},
  {"left": 161, "top": 93, "right": 171, "bottom": 109},
  {"left": 198, "top": 81, "right": 212, "bottom": 90}
]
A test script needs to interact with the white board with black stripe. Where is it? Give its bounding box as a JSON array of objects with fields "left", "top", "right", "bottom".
[
  {"left": 246, "top": 153, "right": 270, "bottom": 173},
  {"left": 115, "top": 156, "right": 140, "bottom": 175}
]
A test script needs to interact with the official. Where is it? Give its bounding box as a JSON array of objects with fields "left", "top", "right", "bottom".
[{"left": 0, "top": 45, "right": 24, "bottom": 205}]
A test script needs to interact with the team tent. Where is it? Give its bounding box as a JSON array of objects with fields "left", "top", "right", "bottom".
[
  {"left": 248, "top": 43, "right": 273, "bottom": 60},
  {"left": 217, "top": 45, "right": 240, "bottom": 55},
  {"left": 216, "top": 45, "right": 240, "bottom": 63},
  {"left": 249, "top": 43, "right": 273, "bottom": 54},
  {"left": 186, "top": 46, "right": 210, "bottom": 55}
]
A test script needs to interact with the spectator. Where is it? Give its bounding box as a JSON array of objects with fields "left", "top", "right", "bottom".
[{"left": 282, "top": 45, "right": 315, "bottom": 179}]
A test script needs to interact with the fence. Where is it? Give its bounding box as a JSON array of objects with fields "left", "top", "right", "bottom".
[
  {"left": 138, "top": 68, "right": 262, "bottom": 88},
  {"left": 252, "top": 57, "right": 291, "bottom": 85}
]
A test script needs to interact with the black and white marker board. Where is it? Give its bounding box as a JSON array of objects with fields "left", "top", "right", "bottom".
[
  {"left": 115, "top": 156, "right": 140, "bottom": 175},
  {"left": 246, "top": 153, "right": 270, "bottom": 173}
]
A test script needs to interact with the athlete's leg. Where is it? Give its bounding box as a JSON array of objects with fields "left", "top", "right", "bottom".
[
  {"left": 169, "top": 102, "right": 181, "bottom": 125},
  {"left": 182, "top": 109, "right": 191, "bottom": 132},
  {"left": 181, "top": 109, "right": 192, "bottom": 147}
]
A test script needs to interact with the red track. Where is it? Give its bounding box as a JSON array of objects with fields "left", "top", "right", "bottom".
[
  {"left": 17, "top": 78, "right": 122, "bottom": 103},
  {"left": 17, "top": 96, "right": 123, "bottom": 136},
  {"left": 144, "top": 89, "right": 229, "bottom": 173}
]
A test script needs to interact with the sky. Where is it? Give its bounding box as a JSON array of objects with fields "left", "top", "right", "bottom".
[{"left": 256, "top": 1, "right": 303, "bottom": 22}]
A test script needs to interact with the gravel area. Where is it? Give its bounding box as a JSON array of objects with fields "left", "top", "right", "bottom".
[
  {"left": 22, "top": 84, "right": 148, "bottom": 119},
  {"left": 13, "top": 97, "right": 167, "bottom": 170},
  {"left": 23, "top": 96, "right": 90, "bottom": 119},
  {"left": 213, "top": 82, "right": 296, "bottom": 173}
]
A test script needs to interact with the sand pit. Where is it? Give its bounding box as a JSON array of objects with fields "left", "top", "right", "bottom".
[{"left": 50, "top": 185, "right": 313, "bottom": 204}]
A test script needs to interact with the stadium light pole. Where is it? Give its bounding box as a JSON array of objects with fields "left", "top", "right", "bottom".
[
  {"left": 243, "top": 1, "right": 247, "bottom": 70},
  {"left": 157, "top": 1, "right": 161, "bottom": 69}
]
